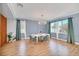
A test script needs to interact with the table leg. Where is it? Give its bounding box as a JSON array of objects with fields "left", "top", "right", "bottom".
[{"left": 36, "top": 37, "right": 38, "bottom": 43}]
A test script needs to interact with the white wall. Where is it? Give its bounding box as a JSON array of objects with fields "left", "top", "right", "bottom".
[{"left": 7, "top": 19, "right": 16, "bottom": 34}]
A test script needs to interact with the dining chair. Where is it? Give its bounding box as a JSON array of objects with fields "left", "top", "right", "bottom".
[
  {"left": 38, "top": 36, "right": 44, "bottom": 42},
  {"left": 32, "top": 36, "right": 37, "bottom": 42},
  {"left": 29, "top": 35, "right": 37, "bottom": 43},
  {"left": 29, "top": 35, "right": 32, "bottom": 40},
  {"left": 44, "top": 35, "right": 50, "bottom": 41}
]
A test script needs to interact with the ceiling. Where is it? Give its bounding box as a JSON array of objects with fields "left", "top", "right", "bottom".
[{"left": 8, "top": 3, "right": 79, "bottom": 21}]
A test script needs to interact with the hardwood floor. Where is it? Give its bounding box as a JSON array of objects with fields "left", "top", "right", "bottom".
[{"left": 0, "top": 39, "right": 79, "bottom": 56}]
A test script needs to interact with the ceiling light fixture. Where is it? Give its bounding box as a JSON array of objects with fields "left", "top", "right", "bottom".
[
  {"left": 38, "top": 14, "right": 47, "bottom": 25},
  {"left": 41, "top": 14, "right": 44, "bottom": 17},
  {"left": 38, "top": 21, "right": 41, "bottom": 24},
  {"left": 17, "top": 3, "right": 23, "bottom": 8}
]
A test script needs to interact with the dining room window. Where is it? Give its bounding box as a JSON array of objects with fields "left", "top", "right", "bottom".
[
  {"left": 20, "top": 20, "right": 27, "bottom": 39},
  {"left": 50, "top": 19, "right": 68, "bottom": 41}
]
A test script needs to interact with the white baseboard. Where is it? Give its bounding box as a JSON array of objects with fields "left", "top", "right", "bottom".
[
  {"left": 26, "top": 37, "right": 30, "bottom": 39},
  {"left": 21, "top": 37, "right": 30, "bottom": 40},
  {"left": 52, "top": 37, "right": 79, "bottom": 45},
  {"left": 75, "top": 42, "right": 79, "bottom": 45},
  {"left": 51, "top": 37, "right": 67, "bottom": 42}
]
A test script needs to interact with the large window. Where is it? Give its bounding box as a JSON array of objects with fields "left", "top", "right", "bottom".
[
  {"left": 20, "top": 20, "right": 27, "bottom": 39},
  {"left": 50, "top": 22, "right": 58, "bottom": 33},
  {"left": 50, "top": 19, "right": 68, "bottom": 41}
]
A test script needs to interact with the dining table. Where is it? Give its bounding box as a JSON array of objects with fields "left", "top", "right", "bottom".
[{"left": 30, "top": 33, "right": 50, "bottom": 43}]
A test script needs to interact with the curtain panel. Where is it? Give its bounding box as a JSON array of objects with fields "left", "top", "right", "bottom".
[
  {"left": 16, "top": 20, "right": 21, "bottom": 40},
  {"left": 67, "top": 17, "right": 75, "bottom": 44}
]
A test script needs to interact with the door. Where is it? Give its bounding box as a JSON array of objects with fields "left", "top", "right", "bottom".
[
  {"left": 0, "top": 14, "right": 1, "bottom": 46},
  {"left": 0, "top": 14, "right": 7, "bottom": 46}
]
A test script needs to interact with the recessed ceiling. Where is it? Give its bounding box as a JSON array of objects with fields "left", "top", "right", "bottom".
[{"left": 8, "top": 3, "right": 79, "bottom": 21}]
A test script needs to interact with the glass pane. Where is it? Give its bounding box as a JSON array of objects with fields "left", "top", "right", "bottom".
[
  {"left": 20, "top": 21, "right": 27, "bottom": 39},
  {"left": 50, "top": 23, "right": 55, "bottom": 33},
  {"left": 62, "top": 20, "right": 68, "bottom": 34},
  {"left": 54, "top": 22, "right": 58, "bottom": 33},
  {"left": 58, "top": 21, "right": 62, "bottom": 33},
  {"left": 50, "top": 19, "right": 68, "bottom": 41}
]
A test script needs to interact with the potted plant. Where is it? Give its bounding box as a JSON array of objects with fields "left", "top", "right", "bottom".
[{"left": 8, "top": 32, "right": 13, "bottom": 42}]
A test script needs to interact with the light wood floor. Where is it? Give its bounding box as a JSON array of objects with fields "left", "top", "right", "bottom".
[{"left": 0, "top": 39, "right": 79, "bottom": 56}]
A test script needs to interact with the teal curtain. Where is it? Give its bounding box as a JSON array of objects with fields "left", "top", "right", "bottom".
[
  {"left": 48, "top": 22, "right": 51, "bottom": 38},
  {"left": 48, "top": 22, "right": 50, "bottom": 34},
  {"left": 16, "top": 20, "right": 21, "bottom": 40},
  {"left": 67, "top": 18, "right": 75, "bottom": 44}
]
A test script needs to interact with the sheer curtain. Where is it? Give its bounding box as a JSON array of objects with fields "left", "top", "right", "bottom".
[
  {"left": 20, "top": 20, "right": 27, "bottom": 40},
  {"left": 50, "top": 20, "right": 68, "bottom": 41}
]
